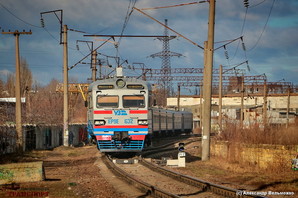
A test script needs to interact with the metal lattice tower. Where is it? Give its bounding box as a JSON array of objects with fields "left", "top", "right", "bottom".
[{"left": 150, "top": 19, "right": 182, "bottom": 96}]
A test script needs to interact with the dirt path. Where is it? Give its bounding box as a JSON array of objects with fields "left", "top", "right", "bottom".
[
  {"left": 0, "top": 146, "right": 128, "bottom": 198},
  {"left": 1, "top": 141, "right": 297, "bottom": 198}
]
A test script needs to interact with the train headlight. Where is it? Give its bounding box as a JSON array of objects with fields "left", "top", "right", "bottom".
[
  {"left": 116, "top": 79, "right": 126, "bottom": 88},
  {"left": 94, "top": 120, "right": 106, "bottom": 126},
  {"left": 138, "top": 120, "right": 148, "bottom": 125}
]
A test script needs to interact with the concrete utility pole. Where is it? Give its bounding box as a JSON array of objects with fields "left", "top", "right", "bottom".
[
  {"left": 263, "top": 78, "right": 268, "bottom": 128},
  {"left": 218, "top": 65, "right": 223, "bottom": 132},
  {"left": 201, "top": 41, "right": 208, "bottom": 130},
  {"left": 63, "top": 24, "right": 69, "bottom": 146},
  {"left": 92, "top": 50, "right": 97, "bottom": 82},
  {"left": 41, "top": 9, "right": 69, "bottom": 146},
  {"left": 177, "top": 85, "right": 181, "bottom": 111},
  {"left": 202, "top": 0, "right": 215, "bottom": 161},
  {"left": 2, "top": 30, "right": 32, "bottom": 152},
  {"left": 199, "top": 84, "right": 203, "bottom": 129},
  {"left": 286, "top": 86, "right": 291, "bottom": 128},
  {"left": 240, "top": 74, "right": 244, "bottom": 128}
]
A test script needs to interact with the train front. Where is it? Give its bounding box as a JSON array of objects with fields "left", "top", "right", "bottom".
[{"left": 88, "top": 72, "right": 151, "bottom": 153}]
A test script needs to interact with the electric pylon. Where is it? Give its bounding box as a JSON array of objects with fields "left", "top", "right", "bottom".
[{"left": 150, "top": 19, "right": 182, "bottom": 100}]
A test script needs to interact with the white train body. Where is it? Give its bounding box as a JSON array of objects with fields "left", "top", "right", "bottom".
[{"left": 87, "top": 68, "right": 192, "bottom": 152}]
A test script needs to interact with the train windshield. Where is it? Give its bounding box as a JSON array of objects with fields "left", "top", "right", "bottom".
[
  {"left": 97, "top": 95, "right": 119, "bottom": 108},
  {"left": 123, "top": 95, "right": 145, "bottom": 108}
]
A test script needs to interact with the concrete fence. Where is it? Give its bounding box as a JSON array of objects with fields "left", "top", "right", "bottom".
[{"left": 211, "top": 140, "right": 298, "bottom": 169}]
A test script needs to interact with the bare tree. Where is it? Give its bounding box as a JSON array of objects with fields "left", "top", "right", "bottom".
[
  {"left": 27, "top": 79, "right": 63, "bottom": 125},
  {"left": 0, "top": 79, "right": 5, "bottom": 97},
  {"left": 5, "top": 57, "right": 33, "bottom": 97},
  {"left": 20, "top": 58, "right": 32, "bottom": 96},
  {"left": 6, "top": 74, "right": 15, "bottom": 97}
]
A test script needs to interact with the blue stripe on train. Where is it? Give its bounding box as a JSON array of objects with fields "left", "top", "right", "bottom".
[
  {"left": 94, "top": 133, "right": 148, "bottom": 135},
  {"left": 94, "top": 128, "right": 148, "bottom": 132}
]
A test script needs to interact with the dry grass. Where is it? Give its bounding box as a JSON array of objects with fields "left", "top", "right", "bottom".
[
  {"left": 214, "top": 121, "right": 298, "bottom": 176},
  {"left": 218, "top": 122, "right": 298, "bottom": 145}
]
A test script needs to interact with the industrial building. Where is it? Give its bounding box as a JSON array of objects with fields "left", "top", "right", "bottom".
[{"left": 167, "top": 94, "right": 298, "bottom": 131}]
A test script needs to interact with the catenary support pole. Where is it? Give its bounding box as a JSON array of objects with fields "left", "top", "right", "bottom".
[
  {"left": 202, "top": 0, "right": 215, "bottom": 161},
  {"left": 199, "top": 84, "right": 203, "bottom": 129},
  {"left": 263, "top": 78, "right": 267, "bottom": 128},
  {"left": 63, "top": 25, "right": 69, "bottom": 146},
  {"left": 219, "top": 65, "right": 223, "bottom": 132},
  {"left": 177, "top": 85, "right": 181, "bottom": 111},
  {"left": 286, "top": 86, "right": 290, "bottom": 128},
  {"left": 240, "top": 74, "right": 244, "bottom": 128},
  {"left": 92, "top": 50, "right": 97, "bottom": 82}
]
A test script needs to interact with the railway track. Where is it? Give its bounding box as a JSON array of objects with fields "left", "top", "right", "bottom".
[
  {"left": 102, "top": 153, "right": 265, "bottom": 198},
  {"left": 100, "top": 135, "right": 267, "bottom": 198}
]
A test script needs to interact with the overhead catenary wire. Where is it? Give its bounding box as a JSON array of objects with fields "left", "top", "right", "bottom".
[
  {"left": 231, "top": 7, "right": 248, "bottom": 61},
  {"left": 249, "top": 0, "right": 268, "bottom": 8},
  {"left": 0, "top": 2, "right": 41, "bottom": 28},
  {"left": 116, "top": 0, "right": 137, "bottom": 65},
  {"left": 248, "top": 0, "right": 276, "bottom": 51},
  {"left": 139, "top": 1, "right": 208, "bottom": 10},
  {"left": 69, "top": 37, "right": 113, "bottom": 70},
  {"left": 0, "top": 3, "right": 89, "bottom": 53},
  {"left": 0, "top": 2, "right": 66, "bottom": 45},
  {"left": 133, "top": 7, "right": 204, "bottom": 49}
]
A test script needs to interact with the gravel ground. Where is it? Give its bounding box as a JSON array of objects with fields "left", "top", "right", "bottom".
[
  {"left": 0, "top": 146, "right": 128, "bottom": 198},
  {"left": 161, "top": 141, "right": 298, "bottom": 198},
  {"left": 1, "top": 139, "right": 297, "bottom": 198}
]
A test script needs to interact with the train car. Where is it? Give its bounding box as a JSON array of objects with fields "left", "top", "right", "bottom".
[
  {"left": 87, "top": 67, "right": 151, "bottom": 152},
  {"left": 182, "top": 111, "right": 193, "bottom": 133},
  {"left": 87, "top": 67, "right": 193, "bottom": 153}
]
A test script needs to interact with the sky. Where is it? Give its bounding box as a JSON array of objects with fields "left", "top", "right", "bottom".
[{"left": 0, "top": 0, "right": 298, "bottom": 93}]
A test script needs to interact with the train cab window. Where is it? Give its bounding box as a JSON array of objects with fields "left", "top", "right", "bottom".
[
  {"left": 123, "top": 95, "right": 145, "bottom": 108},
  {"left": 97, "top": 96, "right": 119, "bottom": 108}
]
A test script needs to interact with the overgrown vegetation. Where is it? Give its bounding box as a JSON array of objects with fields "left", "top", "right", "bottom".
[
  {"left": 217, "top": 121, "right": 298, "bottom": 145},
  {"left": 0, "top": 58, "right": 86, "bottom": 125},
  {"left": 213, "top": 120, "right": 298, "bottom": 175}
]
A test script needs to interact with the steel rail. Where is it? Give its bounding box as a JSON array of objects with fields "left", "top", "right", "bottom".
[
  {"left": 140, "top": 158, "right": 265, "bottom": 198},
  {"left": 102, "top": 135, "right": 265, "bottom": 198},
  {"left": 101, "top": 154, "right": 180, "bottom": 198}
]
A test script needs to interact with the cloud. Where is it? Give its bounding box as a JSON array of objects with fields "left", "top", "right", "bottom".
[{"left": 0, "top": 0, "right": 297, "bottom": 87}]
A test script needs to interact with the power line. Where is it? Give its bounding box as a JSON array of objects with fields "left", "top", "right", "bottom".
[
  {"left": 250, "top": 0, "right": 268, "bottom": 8},
  {"left": 42, "top": 27, "right": 60, "bottom": 42},
  {"left": 0, "top": 2, "right": 65, "bottom": 44},
  {"left": 231, "top": 7, "right": 248, "bottom": 61},
  {"left": 248, "top": 0, "right": 276, "bottom": 51},
  {"left": 116, "top": 0, "right": 137, "bottom": 63},
  {"left": 0, "top": 2, "right": 41, "bottom": 28},
  {"left": 139, "top": 1, "right": 207, "bottom": 10}
]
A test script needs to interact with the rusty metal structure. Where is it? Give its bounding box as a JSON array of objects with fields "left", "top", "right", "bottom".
[{"left": 133, "top": 66, "right": 296, "bottom": 96}]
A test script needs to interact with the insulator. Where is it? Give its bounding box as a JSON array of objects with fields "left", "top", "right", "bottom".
[
  {"left": 244, "top": 0, "right": 249, "bottom": 8},
  {"left": 242, "top": 42, "right": 246, "bottom": 51},
  {"left": 76, "top": 44, "right": 79, "bottom": 50},
  {"left": 40, "top": 18, "right": 45, "bottom": 28},
  {"left": 247, "top": 64, "right": 251, "bottom": 72},
  {"left": 224, "top": 50, "right": 229, "bottom": 60}
]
